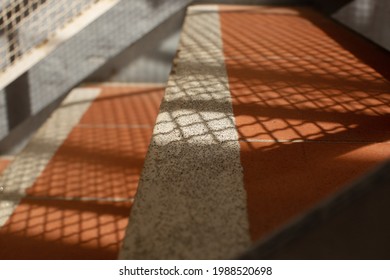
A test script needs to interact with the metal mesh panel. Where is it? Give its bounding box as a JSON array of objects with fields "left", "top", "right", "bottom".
[{"left": 0, "top": 0, "right": 100, "bottom": 71}]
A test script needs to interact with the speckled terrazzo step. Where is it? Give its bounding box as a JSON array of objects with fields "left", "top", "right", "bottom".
[{"left": 119, "top": 5, "right": 252, "bottom": 260}]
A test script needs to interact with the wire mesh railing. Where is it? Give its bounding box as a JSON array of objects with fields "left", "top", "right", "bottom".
[{"left": 0, "top": 0, "right": 101, "bottom": 72}]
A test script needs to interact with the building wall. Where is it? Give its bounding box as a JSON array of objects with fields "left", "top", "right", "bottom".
[
  {"left": 88, "top": 0, "right": 309, "bottom": 84},
  {"left": 313, "top": 0, "right": 390, "bottom": 51}
]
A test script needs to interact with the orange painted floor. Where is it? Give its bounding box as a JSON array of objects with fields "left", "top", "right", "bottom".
[
  {"left": 220, "top": 6, "right": 390, "bottom": 241},
  {"left": 0, "top": 85, "right": 164, "bottom": 259}
]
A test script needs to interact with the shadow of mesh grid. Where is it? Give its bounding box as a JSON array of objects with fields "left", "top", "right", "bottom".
[{"left": 0, "top": 2, "right": 389, "bottom": 260}]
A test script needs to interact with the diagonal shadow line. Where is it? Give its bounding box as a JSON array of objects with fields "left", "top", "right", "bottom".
[
  {"left": 240, "top": 127, "right": 389, "bottom": 164},
  {"left": 59, "top": 87, "right": 163, "bottom": 109},
  {"left": 0, "top": 197, "right": 132, "bottom": 217},
  {"left": 158, "top": 97, "right": 389, "bottom": 130},
  {"left": 232, "top": 103, "right": 390, "bottom": 128},
  {"left": 173, "top": 60, "right": 390, "bottom": 92},
  {"left": 47, "top": 141, "right": 148, "bottom": 170},
  {"left": 225, "top": 65, "right": 390, "bottom": 92}
]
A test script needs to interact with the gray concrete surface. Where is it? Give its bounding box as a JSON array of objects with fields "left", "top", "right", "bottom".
[
  {"left": 0, "top": 93, "right": 7, "bottom": 141},
  {"left": 119, "top": 5, "right": 251, "bottom": 260},
  {"left": 87, "top": 9, "right": 186, "bottom": 84}
]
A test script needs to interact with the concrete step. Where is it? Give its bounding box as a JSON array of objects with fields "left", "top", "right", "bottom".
[{"left": 119, "top": 4, "right": 390, "bottom": 259}]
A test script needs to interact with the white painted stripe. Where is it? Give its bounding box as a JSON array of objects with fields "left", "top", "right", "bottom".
[
  {"left": 0, "top": 88, "right": 100, "bottom": 226},
  {"left": 0, "top": 0, "right": 119, "bottom": 91},
  {"left": 119, "top": 6, "right": 251, "bottom": 260}
]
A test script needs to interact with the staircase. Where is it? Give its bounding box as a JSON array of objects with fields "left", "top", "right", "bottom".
[{"left": 0, "top": 3, "right": 389, "bottom": 260}]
